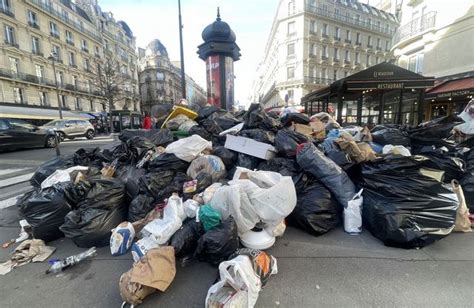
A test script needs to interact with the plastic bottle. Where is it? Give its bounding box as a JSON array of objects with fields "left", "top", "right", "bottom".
[{"left": 46, "top": 247, "right": 97, "bottom": 274}]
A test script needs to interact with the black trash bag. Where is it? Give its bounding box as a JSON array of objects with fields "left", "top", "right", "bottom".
[
  {"left": 140, "top": 170, "right": 176, "bottom": 199},
  {"left": 212, "top": 146, "right": 237, "bottom": 169},
  {"left": 60, "top": 206, "right": 126, "bottom": 248},
  {"left": 408, "top": 114, "right": 463, "bottom": 146},
  {"left": 188, "top": 125, "right": 213, "bottom": 141},
  {"left": 128, "top": 193, "right": 155, "bottom": 222},
  {"left": 102, "top": 142, "right": 131, "bottom": 163},
  {"left": 297, "top": 142, "right": 356, "bottom": 207},
  {"left": 18, "top": 184, "right": 72, "bottom": 242},
  {"left": 195, "top": 217, "right": 239, "bottom": 266},
  {"left": 418, "top": 149, "right": 466, "bottom": 182},
  {"left": 239, "top": 129, "right": 275, "bottom": 144},
  {"left": 197, "top": 105, "right": 220, "bottom": 121},
  {"left": 242, "top": 103, "right": 282, "bottom": 132},
  {"left": 371, "top": 128, "right": 410, "bottom": 146},
  {"left": 73, "top": 148, "right": 102, "bottom": 166},
  {"left": 461, "top": 172, "right": 474, "bottom": 213},
  {"left": 209, "top": 112, "right": 241, "bottom": 131},
  {"left": 257, "top": 157, "right": 300, "bottom": 177},
  {"left": 119, "top": 129, "right": 174, "bottom": 146},
  {"left": 149, "top": 129, "right": 174, "bottom": 146},
  {"left": 281, "top": 113, "right": 310, "bottom": 127},
  {"left": 371, "top": 124, "right": 404, "bottom": 133},
  {"left": 359, "top": 156, "right": 458, "bottom": 248},
  {"left": 126, "top": 136, "right": 156, "bottom": 161},
  {"left": 327, "top": 150, "right": 354, "bottom": 171},
  {"left": 148, "top": 153, "right": 190, "bottom": 173},
  {"left": 200, "top": 118, "right": 223, "bottom": 136},
  {"left": 117, "top": 166, "right": 147, "bottom": 200},
  {"left": 30, "top": 156, "right": 75, "bottom": 187},
  {"left": 170, "top": 220, "right": 205, "bottom": 258},
  {"left": 63, "top": 180, "right": 93, "bottom": 207},
  {"left": 195, "top": 172, "right": 213, "bottom": 193},
  {"left": 76, "top": 177, "right": 126, "bottom": 211},
  {"left": 275, "top": 129, "right": 309, "bottom": 158},
  {"left": 287, "top": 178, "right": 341, "bottom": 236},
  {"left": 236, "top": 153, "right": 261, "bottom": 170},
  {"left": 161, "top": 172, "right": 192, "bottom": 201}
]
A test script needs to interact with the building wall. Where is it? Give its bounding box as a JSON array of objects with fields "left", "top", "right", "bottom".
[
  {"left": 390, "top": 0, "right": 474, "bottom": 78},
  {"left": 252, "top": 0, "right": 398, "bottom": 109},
  {"left": 0, "top": 0, "right": 139, "bottom": 114}
]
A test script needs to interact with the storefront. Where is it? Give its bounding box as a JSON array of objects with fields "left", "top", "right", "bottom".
[
  {"left": 301, "top": 63, "right": 435, "bottom": 126},
  {"left": 425, "top": 77, "right": 474, "bottom": 120}
]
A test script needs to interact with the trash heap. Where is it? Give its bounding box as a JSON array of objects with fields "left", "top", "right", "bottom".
[{"left": 14, "top": 103, "right": 473, "bottom": 306}]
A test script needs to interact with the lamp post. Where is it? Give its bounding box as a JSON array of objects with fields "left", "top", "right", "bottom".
[
  {"left": 48, "top": 51, "right": 62, "bottom": 156},
  {"left": 178, "top": 0, "right": 186, "bottom": 100}
]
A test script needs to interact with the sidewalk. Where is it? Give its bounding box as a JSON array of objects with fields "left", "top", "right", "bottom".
[{"left": 0, "top": 203, "right": 472, "bottom": 307}]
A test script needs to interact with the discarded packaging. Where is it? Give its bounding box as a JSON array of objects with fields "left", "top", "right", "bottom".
[
  {"left": 225, "top": 135, "right": 277, "bottom": 160},
  {"left": 46, "top": 247, "right": 96, "bottom": 274}
]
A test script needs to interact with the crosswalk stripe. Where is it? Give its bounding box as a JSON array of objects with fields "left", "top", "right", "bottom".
[
  {"left": 0, "top": 173, "right": 34, "bottom": 188},
  {"left": 0, "top": 168, "right": 29, "bottom": 176},
  {"left": 0, "top": 194, "right": 23, "bottom": 209}
]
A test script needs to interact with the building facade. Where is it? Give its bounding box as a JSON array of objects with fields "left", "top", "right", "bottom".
[
  {"left": 138, "top": 39, "right": 206, "bottom": 113},
  {"left": 0, "top": 0, "right": 138, "bottom": 116},
  {"left": 250, "top": 0, "right": 398, "bottom": 109},
  {"left": 378, "top": 0, "right": 474, "bottom": 119}
]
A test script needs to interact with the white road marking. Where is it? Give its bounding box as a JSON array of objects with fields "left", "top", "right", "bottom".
[
  {"left": 0, "top": 173, "right": 34, "bottom": 188},
  {"left": 0, "top": 194, "right": 23, "bottom": 209},
  {"left": 0, "top": 168, "right": 29, "bottom": 176}
]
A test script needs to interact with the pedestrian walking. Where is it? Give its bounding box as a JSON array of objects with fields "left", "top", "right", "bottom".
[{"left": 142, "top": 112, "right": 152, "bottom": 130}]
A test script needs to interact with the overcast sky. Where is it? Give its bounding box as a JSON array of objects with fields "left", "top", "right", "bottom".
[{"left": 99, "top": 0, "right": 278, "bottom": 105}]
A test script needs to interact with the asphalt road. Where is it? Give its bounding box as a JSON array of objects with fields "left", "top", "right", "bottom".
[{"left": 0, "top": 138, "right": 473, "bottom": 307}]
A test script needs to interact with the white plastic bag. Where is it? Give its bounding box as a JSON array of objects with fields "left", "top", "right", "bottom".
[
  {"left": 141, "top": 196, "right": 183, "bottom": 244},
  {"left": 165, "top": 135, "right": 212, "bottom": 162},
  {"left": 203, "top": 183, "right": 223, "bottom": 204},
  {"left": 41, "top": 166, "right": 89, "bottom": 189},
  {"left": 382, "top": 145, "right": 411, "bottom": 157},
  {"left": 167, "top": 194, "right": 186, "bottom": 222},
  {"left": 179, "top": 120, "right": 198, "bottom": 132},
  {"left": 344, "top": 189, "right": 363, "bottom": 235},
  {"left": 205, "top": 255, "right": 262, "bottom": 308},
  {"left": 131, "top": 236, "right": 160, "bottom": 262},
  {"left": 183, "top": 199, "right": 200, "bottom": 218},
  {"left": 219, "top": 122, "right": 244, "bottom": 136}
]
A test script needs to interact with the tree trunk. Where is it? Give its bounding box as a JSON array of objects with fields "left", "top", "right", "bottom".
[{"left": 108, "top": 98, "right": 114, "bottom": 134}]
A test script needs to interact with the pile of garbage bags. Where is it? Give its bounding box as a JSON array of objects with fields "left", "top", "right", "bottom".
[{"left": 19, "top": 103, "right": 473, "bottom": 306}]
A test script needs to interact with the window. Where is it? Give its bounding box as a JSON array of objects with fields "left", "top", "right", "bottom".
[
  {"left": 355, "top": 52, "right": 360, "bottom": 64},
  {"left": 1, "top": 0, "right": 12, "bottom": 12},
  {"left": 57, "top": 71, "right": 64, "bottom": 86},
  {"left": 408, "top": 53, "right": 424, "bottom": 73},
  {"left": 87, "top": 80, "right": 91, "bottom": 92},
  {"left": 84, "top": 58, "right": 90, "bottom": 71},
  {"left": 104, "top": 40, "right": 109, "bottom": 50},
  {"left": 346, "top": 30, "right": 351, "bottom": 41},
  {"left": 75, "top": 97, "right": 81, "bottom": 110},
  {"left": 60, "top": 95, "right": 67, "bottom": 108},
  {"left": 287, "top": 66, "right": 295, "bottom": 79},
  {"left": 72, "top": 75, "right": 78, "bottom": 88},
  {"left": 368, "top": 36, "right": 372, "bottom": 47},
  {"left": 309, "top": 43, "right": 316, "bottom": 56},
  {"left": 335, "top": 27, "right": 340, "bottom": 39},
  {"left": 4, "top": 25, "right": 15, "bottom": 45},
  {"left": 39, "top": 91, "right": 48, "bottom": 106},
  {"left": 308, "top": 65, "right": 315, "bottom": 78},
  {"left": 377, "top": 38, "right": 381, "bottom": 48},
  {"left": 288, "top": 1, "right": 295, "bottom": 15},
  {"left": 335, "top": 8, "right": 340, "bottom": 17},
  {"left": 287, "top": 21, "right": 295, "bottom": 35},
  {"left": 334, "top": 48, "right": 339, "bottom": 60},
  {"left": 356, "top": 32, "right": 361, "bottom": 44},
  {"left": 322, "top": 24, "right": 328, "bottom": 36},
  {"left": 355, "top": 14, "right": 360, "bottom": 23},
  {"left": 287, "top": 43, "right": 295, "bottom": 56},
  {"left": 61, "top": 9, "right": 68, "bottom": 21},
  {"left": 333, "top": 69, "right": 337, "bottom": 81},
  {"left": 94, "top": 46, "right": 100, "bottom": 55},
  {"left": 68, "top": 52, "right": 75, "bottom": 66},
  {"left": 81, "top": 39, "right": 88, "bottom": 52},
  {"left": 366, "top": 54, "right": 371, "bottom": 66},
  {"left": 375, "top": 56, "right": 379, "bottom": 64},
  {"left": 385, "top": 40, "right": 390, "bottom": 51},
  {"left": 322, "top": 45, "right": 328, "bottom": 57},
  {"left": 50, "top": 22, "right": 59, "bottom": 37},
  {"left": 31, "top": 36, "right": 40, "bottom": 54},
  {"left": 376, "top": 21, "right": 381, "bottom": 31},
  {"left": 309, "top": 20, "right": 316, "bottom": 34},
  {"left": 345, "top": 50, "right": 350, "bottom": 61},
  {"left": 28, "top": 10, "right": 38, "bottom": 26},
  {"left": 13, "top": 87, "right": 23, "bottom": 103},
  {"left": 52, "top": 45, "right": 61, "bottom": 60},
  {"left": 308, "top": 0, "right": 316, "bottom": 7},
  {"left": 66, "top": 30, "right": 73, "bottom": 44},
  {"left": 368, "top": 18, "right": 372, "bottom": 28},
  {"left": 35, "top": 64, "right": 43, "bottom": 80},
  {"left": 9, "top": 57, "right": 18, "bottom": 75},
  {"left": 321, "top": 67, "right": 327, "bottom": 80}
]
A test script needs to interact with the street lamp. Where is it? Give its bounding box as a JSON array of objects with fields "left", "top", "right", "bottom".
[
  {"left": 48, "top": 51, "right": 62, "bottom": 156},
  {"left": 178, "top": 0, "right": 186, "bottom": 100}
]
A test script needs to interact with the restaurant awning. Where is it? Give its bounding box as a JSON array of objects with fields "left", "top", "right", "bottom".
[
  {"left": 425, "top": 77, "right": 474, "bottom": 99},
  {"left": 0, "top": 105, "right": 94, "bottom": 120}
]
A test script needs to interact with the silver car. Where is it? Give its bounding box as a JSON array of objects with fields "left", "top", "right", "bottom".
[{"left": 41, "top": 119, "right": 95, "bottom": 141}]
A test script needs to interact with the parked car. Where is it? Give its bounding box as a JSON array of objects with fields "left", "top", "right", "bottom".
[
  {"left": 40, "top": 119, "right": 95, "bottom": 141},
  {"left": 0, "top": 118, "right": 58, "bottom": 151}
]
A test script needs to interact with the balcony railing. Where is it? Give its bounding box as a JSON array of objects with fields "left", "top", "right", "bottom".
[
  {"left": 66, "top": 39, "right": 74, "bottom": 46},
  {"left": 394, "top": 12, "right": 436, "bottom": 45},
  {"left": 82, "top": 46, "right": 89, "bottom": 53},
  {"left": 305, "top": 5, "right": 397, "bottom": 36},
  {"left": 32, "top": 50, "right": 44, "bottom": 57},
  {"left": 30, "top": 0, "right": 102, "bottom": 42},
  {"left": 0, "top": 6, "right": 14, "bottom": 17},
  {"left": 304, "top": 76, "right": 333, "bottom": 85},
  {"left": 50, "top": 32, "right": 60, "bottom": 39},
  {"left": 4, "top": 40, "right": 19, "bottom": 48},
  {"left": 28, "top": 21, "right": 40, "bottom": 29}
]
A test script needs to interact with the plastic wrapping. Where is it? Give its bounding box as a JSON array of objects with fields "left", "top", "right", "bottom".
[
  {"left": 165, "top": 135, "right": 212, "bottom": 162},
  {"left": 274, "top": 129, "right": 309, "bottom": 158},
  {"left": 187, "top": 155, "right": 226, "bottom": 182}
]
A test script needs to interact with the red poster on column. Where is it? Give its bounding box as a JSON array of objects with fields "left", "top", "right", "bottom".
[{"left": 206, "top": 55, "right": 221, "bottom": 107}]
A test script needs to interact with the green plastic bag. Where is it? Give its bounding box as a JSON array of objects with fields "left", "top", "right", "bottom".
[{"left": 199, "top": 204, "right": 222, "bottom": 232}]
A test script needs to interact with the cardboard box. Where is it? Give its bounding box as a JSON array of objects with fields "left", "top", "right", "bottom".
[{"left": 225, "top": 135, "right": 277, "bottom": 160}]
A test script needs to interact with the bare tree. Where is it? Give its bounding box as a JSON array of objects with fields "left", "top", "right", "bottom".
[{"left": 91, "top": 54, "right": 126, "bottom": 133}]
